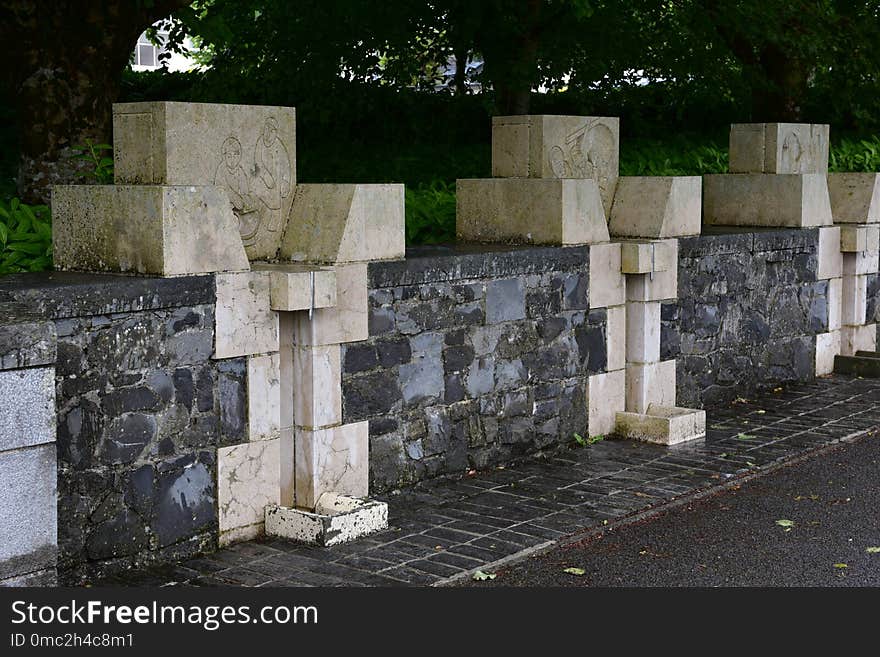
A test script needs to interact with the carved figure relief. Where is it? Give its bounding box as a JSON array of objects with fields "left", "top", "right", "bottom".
[
  {"left": 214, "top": 116, "right": 292, "bottom": 246},
  {"left": 780, "top": 130, "right": 804, "bottom": 173},
  {"left": 547, "top": 120, "right": 616, "bottom": 201}
]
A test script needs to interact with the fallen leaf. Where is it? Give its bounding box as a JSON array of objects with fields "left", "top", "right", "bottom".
[
  {"left": 563, "top": 567, "right": 586, "bottom": 576},
  {"left": 776, "top": 519, "right": 795, "bottom": 528},
  {"left": 746, "top": 462, "right": 757, "bottom": 467},
  {"left": 737, "top": 433, "right": 755, "bottom": 440},
  {"left": 833, "top": 563, "right": 848, "bottom": 569},
  {"left": 472, "top": 570, "right": 496, "bottom": 581},
  {"left": 867, "top": 547, "right": 880, "bottom": 554},
  {"left": 756, "top": 409, "right": 766, "bottom": 414}
]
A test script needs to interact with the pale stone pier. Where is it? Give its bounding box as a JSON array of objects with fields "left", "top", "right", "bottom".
[{"left": 52, "top": 101, "right": 403, "bottom": 547}]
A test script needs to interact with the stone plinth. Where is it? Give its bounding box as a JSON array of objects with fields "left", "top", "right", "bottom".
[
  {"left": 113, "top": 101, "right": 296, "bottom": 261},
  {"left": 609, "top": 177, "right": 701, "bottom": 238},
  {"left": 265, "top": 494, "right": 388, "bottom": 546},
  {"left": 52, "top": 185, "right": 250, "bottom": 277},
  {"left": 729, "top": 123, "right": 829, "bottom": 174},
  {"left": 491, "top": 115, "right": 620, "bottom": 215},
  {"left": 703, "top": 174, "right": 833, "bottom": 228},
  {"left": 616, "top": 405, "right": 706, "bottom": 445},
  {"left": 279, "top": 184, "right": 405, "bottom": 264},
  {"left": 828, "top": 173, "right": 880, "bottom": 224},
  {"left": 456, "top": 178, "right": 609, "bottom": 246},
  {"left": 620, "top": 240, "right": 674, "bottom": 274},
  {"left": 252, "top": 263, "right": 337, "bottom": 312}
]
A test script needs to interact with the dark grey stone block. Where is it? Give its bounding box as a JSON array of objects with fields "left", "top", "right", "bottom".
[{"left": 486, "top": 279, "right": 526, "bottom": 324}]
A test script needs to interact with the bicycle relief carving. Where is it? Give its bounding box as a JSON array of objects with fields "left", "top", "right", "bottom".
[
  {"left": 214, "top": 117, "right": 292, "bottom": 246},
  {"left": 547, "top": 120, "right": 615, "bottom": 200}
]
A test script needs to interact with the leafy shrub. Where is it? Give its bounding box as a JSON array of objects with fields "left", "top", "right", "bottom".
[
  {"left": 829, "top": 136, "right": 880, "bottom": 173},
  {"left": 72, "top": 141, "right": 114, "bottom": 184},
  {"left": 0, "top": 198, "right": 52, "bottom": 274},
  {"left": 405, "top": 180, "right": 456, "bottom": 245}
]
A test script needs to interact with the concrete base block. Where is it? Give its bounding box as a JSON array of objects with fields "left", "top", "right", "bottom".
[
  {"left": 620, "top": 240, "right": 674, "bottom": 274},
  {"left": 625, "top": 239, "right": 678, "bottom": 302},
  {"left": 456, "top": 178, "right": 609, "bottom": 246},
  {"left": 265, "top": 494, "right": 388, "bottom": 546},
  {"left": 818, "top": 226, "right": 843, "bottom": 280},
  {"left": 214, "top": 271, "right": 279, "bottom": 358},
  {"left": 589, "top": 242, "right": 625, "bottom": 308},
  {"left": 828, "top": 173, "right": 880, "bottom": 224},
  {"left": 491, "top": 115, "right": 620, "bottom": 215},
  {"left": 280, "top": 184, "right": 405, "bottom": 264},
  {"left": 703, "top": 174, "right": 833, "bottom": 228},
  {"left": 626, "top": 360, "right": 676, "bottom": 414},
  {"left": 609, "top": 176, "right": 701, "bottom": 238},
  {"left": 253, "top": 263, "right": 337, "bottom": 311},
  {"left": 841, "top": 324, "right": 876, "bottom": 356},
  {"left": 815, "top": 330, "right": 841, "bottom": 376},
  {"left": 52, "top": 185, "right": 250, "bottom": 276},
  {"left": 729, "top": 123, "right": 829, "bottom": 174},
  {"left": 112, "top": 101, "right": 296, "bottom": 261},
  {"left": 616, "top": 405, "right": 706, "bottom": 445},
  {"left": 586, "top": 369, "right": 625, "bottom": 438}
]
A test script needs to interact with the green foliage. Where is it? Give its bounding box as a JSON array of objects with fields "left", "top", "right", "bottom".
[
  {"left": 829, "top": 136, "right": 880, "bottom": 173},
  {"left": 72, "top": 141, "right": 114, "bottom": 184},
  {"left": 620, "top": 137, "right": 729, "bottom": 176},
  {"left": 0, "top": 197, "right": 52, "bottom": 274},
  {"left": 405, "top": 180, "right": 456, "bottom": 245}
]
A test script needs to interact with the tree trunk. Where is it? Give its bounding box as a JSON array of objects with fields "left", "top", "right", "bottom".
[
  {"left": 1, "top": 1, "right": 188, "bottom": 204},
  {"left": 753, "top": 44, "right": 809, "bottom": 122},
  {"left": 453, "top": 47, "right": 469, "bottom": 95}
]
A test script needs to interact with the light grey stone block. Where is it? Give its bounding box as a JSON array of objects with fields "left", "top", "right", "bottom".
[
  {"left": 265, "top": 494, "right": 388, "bottom": 546},
  {"left": 113, "top": 101, "right": 296, "bottom": 261},
  {"left": 52, "top": 184, "right": 251, "bottom": 276},
  {"left": 703, "top": 174, "right": 833, "bottom": 228},
  {"left": 616, "top": 405, "right": 706, "bottom": 445},
  {"left": 609, "top": 177, "right": 701, "bottom": 238},
  {"left": 0, "top": 366, "right": 55, "bottom": 451},
  {"left": 0, "top": 444, "right": 57, "bottom": 581},
  {"left": 828, "top": 173, "right": 880, "bottom": 224},
  {"left": 729, "top": 123, "right": 829, "bottom": 174},
  {"left": 214, "top": 271, "right": 279, "bottom": 359}
]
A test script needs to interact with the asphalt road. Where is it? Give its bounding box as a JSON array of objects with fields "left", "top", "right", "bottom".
[{"left": 462, "top": 433, "right": 880, "bottom": 587}]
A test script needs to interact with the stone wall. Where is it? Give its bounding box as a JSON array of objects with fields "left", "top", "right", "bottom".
[
  {"left": 0, "top": 273, "right": 240, "bottom": 583},
  {"left": 342, "top": 245, "right": 606, "bottom": 492},
  {"left": 663, "top": 228, "right": 827, "bottom": 407}
]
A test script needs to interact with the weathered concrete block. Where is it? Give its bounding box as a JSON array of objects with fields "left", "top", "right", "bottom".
[
  {"left": 214, "top": 271, "right": 279, "bottom": 358},
  {"left": 828, "top": 173, "right": 880, "bottom": 224},
  {"left": 586, "top": 369, "right": 625, "bottom": 437},
  {"left": 217, "top": 438, "right": 280, "bottom": 546},
  {"left": 606, "top": 304, "right": 626, "bottom": 372},
  {"left": 609, "top": 177, "right": 701, "bottom": 238},
  {"left": 729, "top": 123, "right": 829, "bottom": 174},
  {"left": 280, "top": 184, "right": 405, "bottom": 264},
  {"left": 293, "top": 344, "right": 342, "bottom": 430},
  {"left": 616, "top": 405, "right": 706, "bottom": 445},
  {"left": 293, "top": 264, "right": 368, "bottom": 345},
  {"left": 247, "top": 353, "right": 281, "bottom": 441},
  {"left": 52, "top": 185, "right": 250, "bottom": 276},
  {"left": 841, "top": 323, "right": 876, "bottom": 356},
  {"left": 815, "top": 330, "right": 841, "bottom": 376},
  {"left": 703, "top": 174, "right": 833, "bottom": 228},
  {"left": 0, "top": 444, "right": 56, "bottom": 582},
  {"left": 456, "top": 178, "right": 609, "bottom": 246},
  {"left": 626, "top": 301, "right": 661, "bottom": 364},
  {"left": 113, "top": 101, "right": 296, "bottom": 261},
  {"left": 252, "top": 263, "right": 337, "bottom": 311},
  {"left": 839, "top": 225, "right": 875, "bottom": 253},
  {"left": 491, "top": 115, "right": 620, "bottom": 215},
  {"left": 626, "top": 360, "right": 676, "bottom": 414},
  {"left": 265, "top": 494, "right": 387, "bottom": 546},
  {"left": 626, "top": 240, "right": 679, "bottom": 302},
  {"left": 589, "top": 242, "right": 625, "bottom": 308},
  {"left": 817, "top": 226, "right": 843, "bottom": 279},
  {"left": 842, "top": 273, "right": 868, "bottom": 326},
  {"left": 0, "top": 367, "right": 55, "bottom": 452},
  {"left": 295, "top": 421, "right": 369, "bottom": 509},
  {"left": 827, "top": 277, "right": 842, "bottom": 332},
  {"left": 620, "top": 240, "right": 674, "bottom": 274}
]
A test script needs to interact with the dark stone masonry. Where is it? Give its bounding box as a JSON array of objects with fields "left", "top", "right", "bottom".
[
  {"left": 343, "top": 245, "right": 602, "bottom": 492},
  {"left": 0, "top": 273, "right": 240, "bottom": 583},
  {"left": 665, "top": 228, "right": 827, "bottom": 407}
]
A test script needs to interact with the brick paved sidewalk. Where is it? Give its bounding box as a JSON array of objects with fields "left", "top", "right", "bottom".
[{"left": 97, "top": 374, "right": 880, "bottom": 587}]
